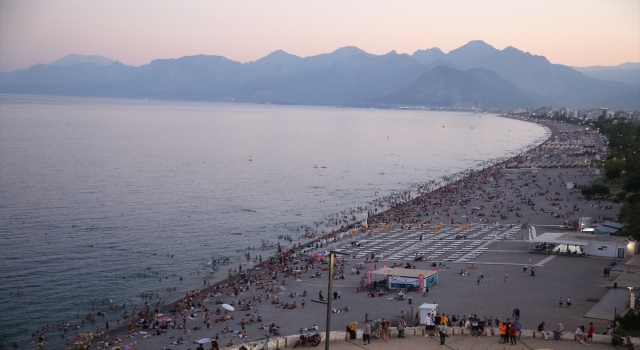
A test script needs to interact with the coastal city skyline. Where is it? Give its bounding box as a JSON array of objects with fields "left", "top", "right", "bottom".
[{"left": 1, "top": 0, "right": 639, "bottom": 72}]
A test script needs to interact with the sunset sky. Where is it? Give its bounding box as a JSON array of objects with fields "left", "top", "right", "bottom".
[{"left": 1, "top": 0, "right": 638, "bottom": 72}]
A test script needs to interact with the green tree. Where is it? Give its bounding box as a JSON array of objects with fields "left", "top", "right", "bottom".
[
  {"left": 604, "top": 159, "right": 626, "bottom": 180},
  {"left": 619, "top": 193, "right": 640, "bottom": 241},
  {"left": 615, "top": 305, "right": 640, "bottom": 337},
  {"left": 623, "top": 175, "right": 640, "bottom": 193},
  {"left": 582, "top": 184, "right": 610, "bottom": 198}
]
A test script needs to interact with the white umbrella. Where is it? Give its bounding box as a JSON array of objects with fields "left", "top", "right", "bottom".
[
  {"left": 197, "top": 338, "right": 212, "bottom": 344},
  {"left": 221, "top": 303, "right": 234, "bottom": 311},
  {"left": 278, "top": 286, "right": 286, "bottom": 291}
]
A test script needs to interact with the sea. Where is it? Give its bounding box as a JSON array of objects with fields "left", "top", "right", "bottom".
[{"left": 0, "top": 94, "right": 549, "bottom": 348}]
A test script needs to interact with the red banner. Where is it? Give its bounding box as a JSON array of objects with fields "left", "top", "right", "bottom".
[
  {"left": 367, "top": 269, "right": 372, "bottom": 284},
  {"left": 418, "top": 274, "right": 424, "bottom": 290}
]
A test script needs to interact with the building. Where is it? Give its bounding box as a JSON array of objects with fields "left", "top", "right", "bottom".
[
  {"left": 371, "top": 267, "right": 438, "bottom": 291},
  {"left": 530, "top": 232, "right": 637, "bottom": 258}
]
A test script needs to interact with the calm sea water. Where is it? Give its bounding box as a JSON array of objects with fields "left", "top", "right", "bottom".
[{"left": 0, "top": 95, "right": 548, "bottom": 348}]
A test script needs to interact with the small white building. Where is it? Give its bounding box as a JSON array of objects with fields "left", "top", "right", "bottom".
[
  {"left": 371, "top": 267, "right": 438, "bottom": 291},
  {"left": 530, "top": 232, "right": 636, "bottom": 258},
  {"left": 418, "top": 303, "right": 438, "bottom": 325}
]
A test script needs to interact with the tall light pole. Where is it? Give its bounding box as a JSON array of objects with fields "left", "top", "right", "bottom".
[
  {"left": 629, "top": 287, "right": 635, "bottom": 309},
  {"left": 325, "top": 251, "right": 336, "bottom": 350}
]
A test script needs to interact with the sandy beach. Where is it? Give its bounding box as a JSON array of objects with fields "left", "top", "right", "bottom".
[{"left": 66, "top": 118, "right": 640, "bottom": 350}]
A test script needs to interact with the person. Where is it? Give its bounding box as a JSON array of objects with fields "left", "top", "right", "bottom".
[
  {"left": 538, "top": 322, "right": 550, "bottom": 340},
  {"left": 319, "top": 291, "right": 324, "bottom": 301},
  {"left": 397, "top": 317, "right": 406, "bottom": 338},
  {"left": 513, "top": 319, "right": 522, "bottom": 339},
  {"left": 530, "top": 267, "right": 536, "bottom": 277},
  {"left": 437, "top": 322, "right": 448, "bottom": 345},
  {"left": 559, "top": 297, "right": 563, "bottom": 307},
  {"left": 575, "top": 325, "right": 585, "bottom": 344},
  {"left": 470, "top": 314, "right": 480, "bottom": 337},
  {"left": 347, "top": 322, "right": 357, "bottom": 340},
  {"left": 425, "top": 313, "right": 435, "bottom": 337},
  {"left": 197, "top": 344, "right": 205, "bottom": 350},
  {"left": 509, "top": 321, "right": 517, "bottom": 345},
  {"left": 498, "top": 322, "right": 507, "bottom": 344},
  {"left": 362, "top": 320, "right": 371, "bottom": 345},
  {"left": 553, "top": 323, "right": 564, "bottom": 341},
  {"left": 566, "top": 296, "right": 572, "bottom": 308},
  {"left": 381, "top": 318, "right": 390, "bottom": 343},
  {"left": 587, "top": 322, "right": 595, "bottom": 345}
]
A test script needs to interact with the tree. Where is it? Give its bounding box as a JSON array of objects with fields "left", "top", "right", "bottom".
[
  {"left": 615, "top": 305, "right": 640, "bottom": 337},
  {"left": 619, "top": 193, "right": 640, "bottom": 241},
  {"left": 604, "top": 159, "right": 625, "bottom": 180},
  {"left": 581, "top": 184, "right": 610, "bottom": 198},
  {"left": 623, "top": 175, "right": 640, "bottom": 193}
]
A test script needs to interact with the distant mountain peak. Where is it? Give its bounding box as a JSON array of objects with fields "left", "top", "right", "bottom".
[
  {"left": 49, "top": 54, "right": 115, "bottom": 67},
  {"left": 330, "top": 46, "right": 367, "bottom": 56},
  {"left": 449, "top": 40, "right": 496, "bottom": 56}
]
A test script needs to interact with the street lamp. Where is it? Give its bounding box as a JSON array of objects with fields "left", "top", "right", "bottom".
[{"left": 629, "top": 287, "right": 635, "bottom": 309}]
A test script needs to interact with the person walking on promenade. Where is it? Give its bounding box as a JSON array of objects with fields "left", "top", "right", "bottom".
[
  {"left": 437, "top": 323, "right": 448, "bottom": 345},
  {"left": 559, "top": 297, "right": 563, "bottom": 307},
  {"left": 530, "top": 267, "right": 536, "bottom": 277},
  {"left": 362, "top": 320, "right": 371, "bottom": 345},
  {"left": 566, "top": 297, "right": 572, "bottom": 308}
]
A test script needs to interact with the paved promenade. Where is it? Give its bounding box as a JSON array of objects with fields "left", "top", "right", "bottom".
[{"left": 330, "top": 335, "right": 615, "bottom": 350}]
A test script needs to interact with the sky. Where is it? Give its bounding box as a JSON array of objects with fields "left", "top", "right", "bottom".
[{"left": 0, "top": 0, "right": 639, "bottom": 72}]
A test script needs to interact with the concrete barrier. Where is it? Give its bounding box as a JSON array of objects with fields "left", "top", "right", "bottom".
[
  {"left": 561, "top": 332, "right": 576, "bottom": 341},
  {"left": 520, "top": 329, "right": 534, "bottom": 338},
  {"left": 229, "top": 328, "right": 635, "bottom": 348},
  {"left": 406, "top": 326, "right": 413, "bottom": 336}
]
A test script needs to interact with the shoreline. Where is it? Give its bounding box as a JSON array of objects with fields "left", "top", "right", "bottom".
[{"left": 79, "top": 116, "right": 564, "bottom": 349}]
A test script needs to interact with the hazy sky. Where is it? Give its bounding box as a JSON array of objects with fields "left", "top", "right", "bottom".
[{"left": 1, "top": 0, "right": 639, "bottom": 72}]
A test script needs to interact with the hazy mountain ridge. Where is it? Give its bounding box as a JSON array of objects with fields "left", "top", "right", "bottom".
[
  {"left": 49, "top": 54, "right": 115, "bottom": 67},
  {"left": 571, "top": 63, "right": 640, "bottom": 86},
  {"left": 379, "top": 66, "right": 541, "bottom": 108},
  {"left": 1, "top": 42, "right": 638, "bottom": 109}
]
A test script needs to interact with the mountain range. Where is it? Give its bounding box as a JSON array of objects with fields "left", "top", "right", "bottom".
[{"left": 1, "top": 41, "right": 638, "bottom": 110}]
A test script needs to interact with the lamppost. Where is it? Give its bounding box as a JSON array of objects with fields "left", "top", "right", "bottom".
[
  {"left": 325, "top": 251, "right": 336, "bottom": 350},
  {"left": 629, "top": 287, "right": 635, "bottom": 309}
]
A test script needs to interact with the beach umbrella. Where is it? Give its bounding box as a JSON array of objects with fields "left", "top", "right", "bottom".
[
  {"left": 221, "top": 303, "right": 235, "bottom": 311},
  {"left": 197, "top": 338, "right": 212, "bottom": 344},
  {"left": 161, "top": 317, "right": 171, "bottom": 322},
  {"left": 120, "top": 345, "right": 134, "bottom": 350},
  {"left": 279, "top": 286, "right": 286, "bottom": 291}
]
